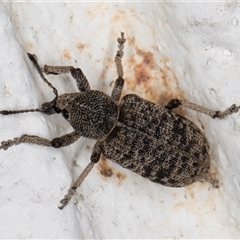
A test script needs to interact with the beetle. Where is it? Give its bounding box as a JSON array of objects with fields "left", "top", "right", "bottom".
[{"left": 0, "top": 32, "right": 239, "bottom": 209}]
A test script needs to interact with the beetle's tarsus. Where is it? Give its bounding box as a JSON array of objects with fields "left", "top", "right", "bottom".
[
  {"left": 0, "top": 138, "right": 20, "bottom": 150},
  {"left": 58, "top": 187, "right": 76, "bottom": 210},
  {"left": 213, "top": 104, "right": 240, "bottom": 119}
]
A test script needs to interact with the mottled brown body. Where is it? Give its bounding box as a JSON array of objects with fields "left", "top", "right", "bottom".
[
  {"left": 102, "top": 94, "right": 210, "bottom": 187},
  {"left": 0, "top": 33, "right": 239, "bottom": 209}
]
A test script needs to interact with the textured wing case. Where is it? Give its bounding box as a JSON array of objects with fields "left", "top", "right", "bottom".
[{"left": 102, "top": 94, "right": 210, "bottom": 187}]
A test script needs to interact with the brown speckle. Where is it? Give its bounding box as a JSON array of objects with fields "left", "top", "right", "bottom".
[
  {"left": 134, "top": 63, "right": 151, "bottom": 84},
  {"left": 100, "top": 57, "right": 112, "bottom": 81},
  {"left": 136, "top": 48, "right": 155, "bottom": 69},
  {"left": 97, "top": 156, "right": 126, "bottom": 186},
  {"left": 27, "top": 41, "right": 34, "bottom": 50},
  {"left": 62, "top": 50, "right": 71, "bottom": 59},
  {"left": 185, "top": 184, "right": 195, "bottom": 198},
  {"left": 76, "top": 43, "right": 86, "bottom": 50},
  {"left": 116, "top": 172, "right": 127, "bottom": 185},
  {"left": 98, "top": 156, "right": 113, "bottom": 177}
]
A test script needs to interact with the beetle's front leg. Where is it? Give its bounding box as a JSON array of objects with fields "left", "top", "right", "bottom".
[
  {"left": 0, "top": 131, "right": 81, "bottom": 150},
  {"left": 59, "top": 141, "right": 102, "bottom": 209},
  {"left": 44, "top": 65, "right": 90, "bottom": 92},
  {"left": 164, "top": 99, "right": 240, "bottom": 119}
]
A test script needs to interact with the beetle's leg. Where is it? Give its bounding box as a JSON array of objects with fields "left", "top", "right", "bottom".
[
  {"left": 44, "top": 65, "right": 90, "bottom": 92},
  {"left": 111, "top": 32, "right": 126, "bottom": 102},
  {"left": 111, "top": 77, "right": 124, "bottom": 102},
  {"left": 0, "top": 131, "right": 81, "bottom": 150},
  {"left": 164, "top": 99, "right": 240, "bottom": 119},
  {"left": 59, "top": 141, "right": 102, "bottom": 209}
]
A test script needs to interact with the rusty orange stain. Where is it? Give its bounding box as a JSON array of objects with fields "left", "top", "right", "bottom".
[
  {"left": 134, "top": 63, "right": 151, "bottom": 84},
  {"left": 97, "top": 155, "right": 127, "bottom": 186},
  {"left": 100, "top": 57, "right": 112, "bottom": 82},
  {"left": 62, "top": 50, "right": 71, "bottom": 59},
  {"left": 27, "top": 41, "right": 34, "bottom": 50},
  {"left": 174, "top": 201, "right": 186, "bottom": 208},
  {"left": 127, "top": 36, "right": 135, "bottom": 47},
  {"left": 136, "top": 48, "right": 155, "bottom": 69},
  {"left": 185, "top": 184, "right": 196, "bottom": 199},
  {"left": 116, "top": 172, "right": 127, "bottom": 186},
  {"left": 76, "top": 43, "right": 86, "bottom": 50},
  {"left": 124, "top": 46, "right": 186, "bottom": 117},
  {"left": 87, "top": 9, "right": 94, "bottom": 19},
  {"left": 98, "top": 155, "right": 113, "bottom": 178}
]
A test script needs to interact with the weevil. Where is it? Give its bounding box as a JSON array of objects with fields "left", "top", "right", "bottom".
[{"left": 1, "top": 33, "right": 240, "bottom": 209}]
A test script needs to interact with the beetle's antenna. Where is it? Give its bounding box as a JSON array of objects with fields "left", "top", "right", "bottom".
[
  {"left": 27, "top": 53, "right": 58, "bottom": 99},
  {"left": 0, "top": 109, "right": 42, "bottom": 115}
]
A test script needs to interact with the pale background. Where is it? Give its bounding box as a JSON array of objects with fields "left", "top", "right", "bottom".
[{"left": 0, "top": 2, "right": 240, "bottom": 238}]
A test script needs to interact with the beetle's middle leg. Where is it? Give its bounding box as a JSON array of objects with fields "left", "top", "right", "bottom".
[
  {"left": 59, "top": 141, "right": 102, "bottom": 209},
  {"left": 164, "top": 99, "right": 240, "bottom": 119},
  {"left": 111, "top": 32, "right": 126, "bottom": 102},
  {"left": 43, "top": 65, "right": 90, "bottom": 92}
]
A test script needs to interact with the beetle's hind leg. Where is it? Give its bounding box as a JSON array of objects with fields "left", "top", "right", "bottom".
[
  {"left": 164, "top": 99, "right": 240, "bottom": 119},
  {"left": 43, "top": 65, "right": 90, "bottom": 92},
  {"left": 111, "top": 32, "right": 126, "bottom": 102}
]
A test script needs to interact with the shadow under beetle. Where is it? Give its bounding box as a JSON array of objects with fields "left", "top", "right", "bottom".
[{"left": 1, "top": 33, "right": 240, "bottom": 209}]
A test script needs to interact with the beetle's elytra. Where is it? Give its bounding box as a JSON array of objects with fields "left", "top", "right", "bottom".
[{"left": 1, "top": 33, "right": 239, "bottom": 209}]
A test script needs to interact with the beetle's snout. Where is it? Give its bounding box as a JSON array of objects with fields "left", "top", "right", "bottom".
[{"left": 41, "top": 98, "right": 60, "bottom": 115}]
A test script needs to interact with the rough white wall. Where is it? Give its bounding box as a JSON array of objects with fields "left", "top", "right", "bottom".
[{"left": 0, "top": 2, "right": 240, "bottom": 238}]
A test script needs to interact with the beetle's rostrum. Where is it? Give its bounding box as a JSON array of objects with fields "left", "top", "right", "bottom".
[{"left": 0, "top": 32, "right": 239, "bottom": 209}]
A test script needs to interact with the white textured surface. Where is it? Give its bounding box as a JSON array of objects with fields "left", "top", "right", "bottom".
[{"left": 0, "top": 2, "right": 240, "bottom": 238}]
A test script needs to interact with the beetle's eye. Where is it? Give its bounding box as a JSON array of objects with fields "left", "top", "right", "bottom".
[{"left": 61, "top": 109, "right": 69, "bottom": 120}]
